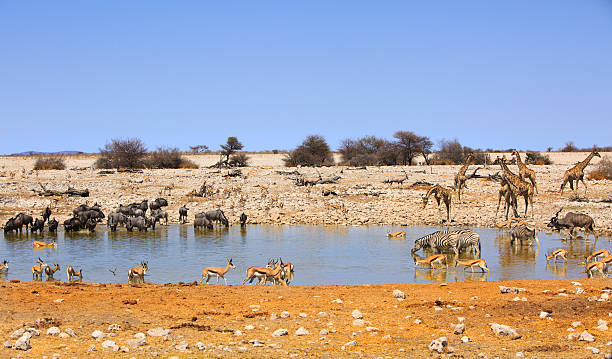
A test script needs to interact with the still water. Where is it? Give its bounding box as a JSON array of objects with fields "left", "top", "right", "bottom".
[{"left": 1, "top": 225, "right": 609, "bottom": 284}]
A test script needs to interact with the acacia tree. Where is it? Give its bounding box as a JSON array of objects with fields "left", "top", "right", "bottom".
[
  {"left": 393, "top": 131, "right": 432, "bottom": 165},
  {"left": 220, "top": 137, "right": 244, "bottom": 163},
  {"left": 284, "top": 135, "right": 333, "bottom": 166}
]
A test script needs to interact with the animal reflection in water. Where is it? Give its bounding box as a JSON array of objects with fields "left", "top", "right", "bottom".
[{"left": 412, "top": 253, "right": 488, "bottom": 282}]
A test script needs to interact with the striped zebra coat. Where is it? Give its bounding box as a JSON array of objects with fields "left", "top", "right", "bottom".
[
  {"left": 510, "top": 225, "right": 538, "bottom": 246},
  {"left": 454, "top": 229, "right": 481, "bottom": 256},
  {"left": 412, "top": 231, "right": 459, "bottom": 256}
]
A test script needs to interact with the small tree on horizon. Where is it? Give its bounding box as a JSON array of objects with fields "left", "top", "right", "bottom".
[
  {"left": 393, "top": 131, "right": 432, "bottom": 166},
  {"left": 220, "top": 137, "right": 244, "bottom": 163},
  {"left": 284, "top": 135, "right": 333, "bottom": 167},
  {"left": 95, "top": 137, "right": 148, "bottom": 169}
]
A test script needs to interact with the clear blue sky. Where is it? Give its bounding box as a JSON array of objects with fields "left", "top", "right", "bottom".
[{"left": 1, "top": 1, "right": 611, "bottom": 154}]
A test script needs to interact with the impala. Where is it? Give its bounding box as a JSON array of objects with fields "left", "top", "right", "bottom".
[
  {"left": 455, "top": 259, "right": 490, "bottom": 273},
  {"left": 66, "top": 265, "right": 83, "bottom": 281},
  {"left": 32, "top": 241, "right": 57, "bottom": 248},
  {"left": 546, "top": 249, "right": 568, "bottom": 263},
  {"left": 0, "top": 260, "right": 8, "bottom": 272},
  {"left": 585, "top": 250, "right": 610, "bottom": 263},
  {"left": 200, "top": 258, "right": 235, "bottom": 285},
  {"left": 32, "top": 258, "right": 46, "bottom": 280},
  {"left": 128, "top": 261, "right": 148, "bottom": 282},
  {"left": 44, "top": 264, "right": 60, "bottom": 279},
  {"left": 415, "top": 254, "right": 447, "bottom": 269},
  {"left": 387, "top": 230, "right": 406, "bottom": 239},
  {"left": 586, "top": 260, "right": 607, "bottom": 278}
]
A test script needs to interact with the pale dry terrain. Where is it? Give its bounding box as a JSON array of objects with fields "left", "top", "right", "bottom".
[{"left": 0, "top": 152, "right": 611, "bottom": 235}]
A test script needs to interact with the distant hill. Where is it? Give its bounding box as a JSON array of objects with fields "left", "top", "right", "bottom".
[{"left": 9, "top": 151, "right": 85, "bottom": 156}]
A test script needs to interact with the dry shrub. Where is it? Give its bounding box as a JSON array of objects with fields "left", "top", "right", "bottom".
[
  {"left": 96, "top": 138, "right": 147, "bottom": 169},
  {"left": 146, "top": 147, "right": 199, "bottom": 169},
  {"left": 180, "top": 159, "right": 199, "bottom": 169},
  {"left": 284, "top": 135, "right": 333, "bottom": 167},
  {"left": 34, "top": 157, "right": 66, "bottom": 170},
  {"left": 431, "top": 159, "right": 456, "bottom": 165},
  {"left": 525, "top": 152, "right": 552, "bottom": 165},
  {"left": 229, "top": 153, "right": 250, "bottom": 167},
  {"left": 587, "top": 156, "right": 612, "bottom": 180}
]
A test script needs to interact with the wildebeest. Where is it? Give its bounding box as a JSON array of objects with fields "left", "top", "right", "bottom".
[
  {"left": 178, "top": 205, "right": 188, "bottom": 224},
  {"left": 204, "top": 209, "right": 229, "bottom": 227},
  {"left": 48, "top": 218, "right": 58, "bottom": 232},
  {"left": 63, "top": 217, "right": 82, "bottom": 232},
  {"left": 547, "top": 208, "right": 596, "bottom": 241},
  {"left": 240, "top": 212, "right": 247, "bottom": 228},
  {"left": 3, "top": 218, "right": 18, "bottom": 233},
  {"left": 85, "top": 218, "right": 97, "bottom": 232},
  {"left": 129, "top": 200, "right": 148, "bottom": 213},
  {"left": 151, "top": 209, "right": 168, "bottom": 225},
  {"left": 149, "top": 198, "right": 168, "bottom": 211},
  {"left": 126, "top": 216, "right": 148, "bottom": 232},
  {"left": 42, "top": 207, "right": 51, "bottom": 223},
  {"left": 31, "top": 218, "right": 45, "bottom": 233},
  {"left": 16, "top": 213, "right": 33, "bottom": 231},
  {"left": 72, "top": 203, "right": 102, "bottom": 216},
  {"left": 107, "top": 213, "right": 127, "bottom": 232},
  {"left": 194, "top": 216, "right": 213, "bottom": 230}
]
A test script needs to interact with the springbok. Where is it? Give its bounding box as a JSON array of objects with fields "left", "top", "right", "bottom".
[
  {"left": 0, "top": 260, "right": 8, "bottom": 271},
  {"left": 44, "top": 264, "right": 60, "bottom": 279},
  {"left": 455, "top": 259, "right": 490, "bottom": 273},
  {"left": 32, "top": 258, "right": 46, "bottom": 280},
  {"left": 585, "top": 250, "right": 610, "bottom": 263},
  {"left": 586, "top": 261, "right": 607, "bottom": 278},
  {"left": 279, "top": 258, "right": 294, "bottom": 273},
  {"left": 415, "top": 254, "right": 447, "bottom": 269},
  {"left": 66, "top": 265, "right": 83, "bottom": 281},
  {"left": 242, "top": 259, "right": 287, "bottom": 286},
  {"left": 32, "top": 241, "right": 57, "bottom": 248},
  {"left": 599, "top": 255, "right": 612, "bottom": 272},
  {"left": 546, "top": 249, "right": 568, "bottom": 263},
  {"left": 387, "top": 230, "right": 406, "bottom": 239},
  {"left": 128, "top": 261, "right": 148, "bottom": 282},
  {"left": 200, "top": 258, "right": 235, "bottom": 285}
]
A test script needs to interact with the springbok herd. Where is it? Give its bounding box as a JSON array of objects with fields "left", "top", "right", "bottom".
[{"left": 1, "top": 150, "right": 610, "bottom": 283}]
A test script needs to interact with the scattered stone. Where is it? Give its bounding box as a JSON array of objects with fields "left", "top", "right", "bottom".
[
  {"left": 341, "top": 340, "right": 357, "bottom": 350},
  {"left": 605, "top": 353, "right": 612, "bottom": 359},
  {"left": 234, "top": 330, "right": 243, "bottom": 336},
  {"left": 352, "top": 319, "right": 365, "bottom": 327},
  {"left": 14, "top": 332, "right": 31, "bottom": 351},
  {"left": 499, "top": 286, "right": 521, "bottom": 294},
  {"left": 414, "top": 319, "right": 422, "bottom": 325},
  {"left": 91, "top": 330, "right": 105, "bottom": 340},
  {"left": 249, "top": 339, "right": 265, "bottom": 346},
  {"left": 10, "top": 328, "right": 25, "bottom": 339},
  {"left": 366, "top": 326, "right": 379, "bottom": 332},
  {"left": 3, "top": 340, "right": 12, "bottom": 348},
  {"left": 175, "top": 341, "right": 189, "bottom": 351},
  {"left": 195, "top": 342, "right": 205, "bottom": 351},
  {"left": 245, "top": 325, "right": 255, "bottom": 330},
  {"left": 601, "top": 293, "right": 610, "bottom": 301},
  {"left": 331, "top": 299, "right": 343, "bottom": 304},
  {"left": 539, "top": 311, "right": 551, "bottom": 319},
  {"left": 572, "top": 321, "right": 583, "bottom": 328},
  {"left": 272, "top": 328, "right": 288, "bottom": 337},
  {"left": 319, "top": 329, "right": 329, "bottom": 335},
  {"left": 147, "top": 328, "right": 170, "bottom": 337},
  {"left": 567, "top": 332, "right": 580, "bottom": 340},
  {"left": 120, "top": 345, "right": 129, "bottom": 353},
  {"left": 214, "top": 327, "right": 235, "bottom": 333},
  {"left": 428, "top": 336, "right": 448, "bottom": 353},
  {"left": 295, "top": 327, "right": 309, "bottom": 336},
  {"left": 107, "top": 324, "right": 121, "bottom": 332},
  {"left": 101, "top": 340, "right": 119, "bottom": 351},
  {"left": 298, "top": 313, "right": 307, "bottom": 318},
  {"left": 578, "top": 330, "right": 595, "bottom": 342},
  {"left": 585, "top": 346, "right": 600, "bottom": 354},
  {"left": 317, "top": 312, "right": 328, "bottom": 317},
  {"left": 280, "top": 311, "right": 290, "bottom": 319},
  {"left": 88, "top": 344, "right": 97, "bottom": 352},
  {"left": 461, "top": 336, "right": 472, "bottom": 343},
  {"left": 393, "top": 289, "right": 406, "bottom": 299},
  {"left": 596, "top": 319, "right": 608, "bottom": 331},
  {"left": 516, "top": 352, "right": 524, "bottom": 358},
  {"left": 351, "top": 309, "right": 363, "bottom": 319},
  {"left": 58, "top": 332, "right": 70, "bottom": 339},
  {"left": 572, "top": 281, "right": 582, "bottom": 286},
  {"left": 46, "top": 327, "right": 61, "bottom": 336},
  {"left": 269, "top": 313, "right": 278, "bottom": 320},
  {"left": 64, "top": 328, "right": 76, "bottom": 337},
  {"left": 453, "top": 323, "right": 465, "bottom": 335},
  {"left": 490, "top": 323, "right": 521, "bottom": 339},
  {"left": 457, "top": 317, "right": 465, "bottom": 323},
  {"left": 54, "top": 298, "right": 64, "bottom": 303},
  {"left": 575, "top": 287, "right": 585, "bottom": 295}
]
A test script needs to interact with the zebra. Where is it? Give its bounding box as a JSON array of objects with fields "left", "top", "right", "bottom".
[
  {"left": 411, "top": 231, "right": 459, "bottom": 256},
  {"left": 454, "top": 229, "right": 481, "bottom": 256},
  {"left": 510, "top": 225, "right": 538, "bottom": 246}
]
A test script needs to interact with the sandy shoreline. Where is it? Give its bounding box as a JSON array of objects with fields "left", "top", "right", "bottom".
[
  {"left": 0, "top": 152, "right": 611, "bottom": 235},
  {"left": 0, "top": 278, "right": 610, "bottom": 358}
]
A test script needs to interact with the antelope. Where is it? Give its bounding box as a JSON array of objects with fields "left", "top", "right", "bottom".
[
  {"left": 279, "top": 258, "right": 294, "bottom": 273},
  {"left": 546, "top": 249, "right": 568, "bottom": 263},
  {"left": 0, "top": 260, "right": 8, "bottom": 271},
  {"left": 128, "top": 261, "right": 148, "bottom": 282},
  {"left": 66, "top": 265, "right": 83, "bottom": 281},
  {"left": 415, "top": 254, "right": 447, "bottom": 269},
  {"left": 242, "top": 259, "right": 287, "bottom": 286},
  {"left": 32, "top": 258, "right": 46, "bottom": 280},
  {"left": 599, "top": 255, "right": 612, "bottom": 272},
  {"left": 585, "top": 250, "right": 610, "bottom": 263},
  {"left": 455, "top": 259, "right": 490, "bottom": 273},
  {"left": 32, "top": 240, "right": 57, "bottom": 248},
  {"left": 45, "top": 264, "right": 60, "bottom": 279},
  {"left": 586, "top": 260, "right": 607, "bottom": 278},
  {"left": 200, "top": 258, "right": 235, "bottom": 285},
  {"left": 387, "top": 230, "right": 406, "bottom": 239}
]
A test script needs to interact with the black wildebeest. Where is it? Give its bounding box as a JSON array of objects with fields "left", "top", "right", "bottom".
[
  {"left": 107, "top": 213, "right": 127, "bottom": 232},
  {"left": 151, "top": 209, "right": 168, "bottom": 225},
  {"left": 240, "top": 212, "right": 247, "bottom": 228},
  {"left": 48, "top": 218, "right": 59, "bottom": 232},
  {"left": 178, "top": 205, "right": 188, "bottom": 224},
  {"left": 204, "top": 209, "right": 229, "bottom": 227},
  {"left": 31, "top": 218, "right": 45, "bottom": 233},
  {"left": 42, "top": 207, "right": 51, "bottom": 223},
  {"left": 194, "top": 216, "right": 213, "bottom": 230},
  {"left": 547, "top": 208, "right": 597, "bottom": 241},
  {"left": 149, "top": 198, "right": 168, "bottom": 211},
  {"left": 126, "top": 216, "right": 148, "bottom": 232},
  {"left": 129, "top": 200, "right": 148, "bottom": 214}
]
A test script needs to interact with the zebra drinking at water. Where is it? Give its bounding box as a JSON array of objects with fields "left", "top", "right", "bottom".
[
  {"left": 411, "top": 231, "right": 459, "bottom": 256},
  {"left": 454, "top": 229, "right": 481, "bottom": 256}
]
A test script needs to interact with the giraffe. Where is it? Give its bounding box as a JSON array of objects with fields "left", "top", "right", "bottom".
[
  {"left": 560, "top": 149, "right": 601, "bottom": 195},
  {"left": 495, "top": 156, "right": 534, "bottom": 218},
  {"left": 453, "top": 154, "right": 474, "bottom": 201},
  {"left": 511, "top": 150, "right": 538, "bottom": 194},
  {"left": 495, "top": 175, "right": 519, "bottom": 220},
  {"left": 422, "top": 184, "right": 453, "bottom": 223}
]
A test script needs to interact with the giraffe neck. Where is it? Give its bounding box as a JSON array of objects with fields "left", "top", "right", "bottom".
[
  {"left": 515, "top": 152, "right": 525, "bottom": 168},
  {"left": 501, "top": 161, "right": 522, "bottom": 186},
  {"left": 576, "top": 152, "right": 595, "bottom": 171}
]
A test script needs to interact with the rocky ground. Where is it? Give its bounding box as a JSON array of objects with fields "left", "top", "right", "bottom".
[
  {"left": 0, "top": 279, "right": 611, "bottom": 358},
  {"left": 0, "top": 153, "right": 611, "bottom": 235}
]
